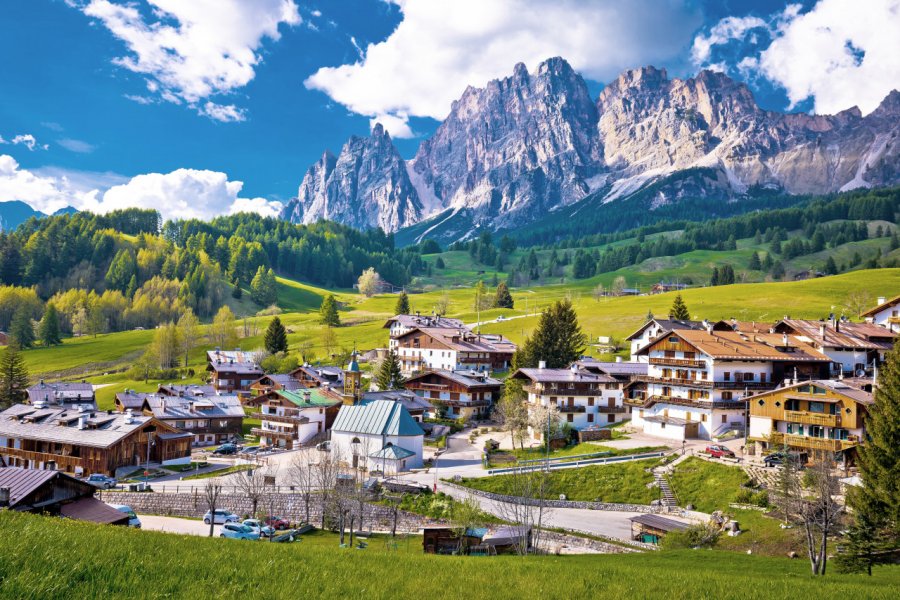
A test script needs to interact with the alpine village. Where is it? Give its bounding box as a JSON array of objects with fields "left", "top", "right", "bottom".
[{"left": 1, "top": 2, "right": 900, "bottom": 599}]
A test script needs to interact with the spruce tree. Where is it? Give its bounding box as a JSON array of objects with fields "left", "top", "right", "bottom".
[
  {"left": 435, "top": 257, "right": 445, "bottom": 269},
  {"left": 824, "top": 256, "right": 838, "bottom": 275},
  {"left": 38, "top": 303, "right": 62, "bottom": 347},
  {"left": 669, "top": 294, "right": 690, "bottom": 320},
  {"left": 710, "top": 267, "right": 720, "bottom": 286},
  {"left": 748, "top": 252, "right": 762, "bottom": 271},
  {"left": 0, "top": 344, "right": 29, "bottom": 408},
  {"left": 843, "top": 339, "right": 900, "bottom": 572},
  {"left": 231, "top": 280, "right": 242, "bottom": 299},
  {"left": 375, "top": 350, "right": 403, "bottom": 390},
  {"left": 515, "top": 299, "right": 586, "bottom": 369},
  {"left": 319, "top": 294, "right": 340, "bottom": 327},
  {"left": 9, "top": 306, "right": 35, "bottom": 349},
  {"left": 264, "top": 316, "right": 288, "bottom": 355},
  {"left": 771, "top": 261, "right": 786, "bottom": 280},
  {"left": 494, "top": 281, "right": 514, "bottom": 309},
  {"left": 395, "top": 291, "right": 410, "bottom": 315}
]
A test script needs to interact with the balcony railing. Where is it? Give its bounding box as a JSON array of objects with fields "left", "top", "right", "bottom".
[
  {"left": 0, "top": 447, "right": 104, "bottom": 473},
  {"left": 557, "top": 405, "right": 586, "bottom": 413},
  {"left": 649, "top": 357, "right": 706, "bottom": 368},
  {"left": 635, "top": 375, "right": 713, "bottom": 389},
  {"left": 783, "top": 410, "right": 839, "bottom": 427},
  {"left": 596, "top": 405, "right": 626, "bottom": 413},
  {"left": 523, "top": 385, "right": 598, "bottom": 396},
  {"left": 768, "top": 432, "right": 859, "bottom": 452},
  {"left": 630, "top": 395, "right": 746, "bottom": 410},
  {"left": 251, "top": 412, "right": 309, "bottom": 425},
  {"left": 251, "top": 427, "right": 297, "bottom": 441}
]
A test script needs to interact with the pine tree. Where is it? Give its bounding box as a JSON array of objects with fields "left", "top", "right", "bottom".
[
  {"left": 710, "top": 267, "right": 720, "bottom": 286},
  {"left": 435, "top": 257, "right": 445, "bottom": 269},
  {"left": 824, "top": 256, "right": 838, "bottom": 275},
  {"left": 891, "top": 232, "right": 899, "bottom": 251},
  {"left": 0, "top": 344, "right": 29, "bottom": 408},
  {"left": 515, "top": 299, "right": 586, "bottom": 369},
  {"left": 375, "top": 350, "right": 403, "bottom": 390},
  {"left": 669, "top": 294, "right": 690, "bottom": 320},
  {"left": 494, "top": 281, "right": 514, "bottom": 309},
  {"left": 395, "top": 291, "right": 410, "bottom": 315},
  {"left": 771, "top": 261, "right": 786, "bottom": 280},
  {"left": 319, "top": 294, "right": 340, "bottom": 327},
  {"left": 264, "top": 316, "right": 288, "bottom": 354},
  {"left": 38, "top": 303, "right": 62, "bottom": 347},
  {"left": 231, "top": 281, "right": 242, "bottom": 299},
  {"left": 250, "top": 266, "right": 277, "bottom": 306},
  {"left": 9, "top": 306, "right": 35, "bottom": 349},
  {"left": 843, "top": 339, "right": 900, "bottom": 572},
  {"left": 748, "top": 252, "right": 762, "bottom": 271}
]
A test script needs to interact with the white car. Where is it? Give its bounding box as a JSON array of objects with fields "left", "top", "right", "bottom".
[
  {"left": 203, "top": 509, "right": 239, "bottom": 525},
  {"left": 242, "top": 519, "right": 275, "bottom": 537}
]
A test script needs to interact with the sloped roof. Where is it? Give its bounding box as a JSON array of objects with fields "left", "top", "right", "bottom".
[
  {"left": 404, "top": 369, "right": 503, "bottom": 389},
  {"left": 60, "top": 497, "right": 130, "bottom": 525},
  {"left": 0, "top": 467, "right": 58, "bottom": 507},
  {"left": 277, "top": 388, "right": 341, "bottom": 408},
  {"left": 332, "top": 400, "right": 424, "bottom": 437},
  {"left": 0, "top": 404, "right": 157, "bottom": 448},
  {"left": 574, "top": 359, "right": 648, "bottom": 377},
  {"left": 384, "top": 314, "right": 464, "bottom": 330},
  {"left": 369, "top": 444, "right": 416, "bottom": 460},
  {"left": 625, "top": 318, "right": 705, "bottom": 341},
  {"left": 144, "top": 394, "right": 244, "bottom": 419},
  {"left": 512, "top": 367, "right": 617, "bottom": 384},
  {"left": 397, "top": 327, "right": 516, "bottom": 354},
  {"left": 862, "top": 294, "right": 900, "bottom": 318},
  {"left": 629, "top": 514, "right": 690, "bottom": 532},
  {"left": 775, "top": 319, "right": 887, "bottom": 350},
  {"left": 647, "top": 330, "right": 830, "bottom": 362},
  {"left": 753, "top": 379, "right": 875, "bottom": 406},
  {"left": 362, "top": 391, "right": 431, "bottom": 413},
  {"left": 26, "top": 381, "right": 94, "bottom": 405},
  {"left": 157, "top": 384, "right": 218, "bottom": 397}
]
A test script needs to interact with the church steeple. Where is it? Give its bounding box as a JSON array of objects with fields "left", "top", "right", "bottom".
[{"left": 342, "top": 345, "right": 362, "bottom": 405}]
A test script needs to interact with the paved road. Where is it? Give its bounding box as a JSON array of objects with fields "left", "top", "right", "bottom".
[{"left": 139, "top": 514, "right": 223, "bottom": 537}]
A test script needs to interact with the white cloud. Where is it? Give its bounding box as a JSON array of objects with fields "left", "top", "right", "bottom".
[
  {"left": 694, "top": 0, "right": 900, "bottom": 115},
  {"left": 370, "top": 113, "right": 413, "bottom": 139},
  {"left": 0, "top": 155, "right": 279, "bottom": 221},
  {"left": 57, "top": 138, "right": 96, "bottom": 154},
  {"left": 81, "top": 0, "right": 301, "bottom": 120},
  {"left": 1, "top": 133, "right": 48, "bottom": 151},
  {"left": 304, "top": 0, "right": 702, "bottom": 136}
]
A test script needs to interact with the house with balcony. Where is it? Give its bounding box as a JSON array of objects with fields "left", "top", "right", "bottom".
[
  {"left": 0, "top": 403, "right": 191, "bottom": 477},
  {"left": 142, "top": 394, "right": 244, "bottom": 447},
  {"left": 26, "top": 381, "right": 96, "bottom": 409},
  {"left": 360, "top": 390, "right": 431, "bottom": 423},
  {"left": 206, "top": 349, "right": 264, "bottom": 395},
  {"left": 512, "top": 363, "right": 628, "bottom": 442},
  {"left": 383, "top": 314, "right": 465, "bottom": 352},
  {"left": 862, "top": 294, "right": 900, "bottom": 330},
  {"left": 773, "top": 318, "right": 896, "bottom": 374},
  {"left": 393, "top": 326, "right": 516, "bottom": 377},
  {"left": 249, "top": 374, "right": 302, "bottom": 396},
  {"left": 630, "top": 329, "right": 832, "bottom": 441},
  {"left": 748, "top": 380, "right": 873, "bottom": 464},
  {"left": 289, "top": 365, "right": 344, "bottom": 389},
  {"left": 403, "top": 370, "right": 502, "bottom": 420},
  {"left": 245, "top": 388, "right": 342, "bottom": 449},
  {"left": 573, "top": 358, "right": 649, "bottom": 383},
  {"left": 626, "top": 318, "right": 709, "bottom": 362}
]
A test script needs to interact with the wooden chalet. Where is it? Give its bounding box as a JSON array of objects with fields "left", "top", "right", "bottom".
[
  {"left": 206, "top": 349, "right": 264, "bottom": 394},
  {"left": 403, "top": 369, "right": 502, "bottom": 420}
]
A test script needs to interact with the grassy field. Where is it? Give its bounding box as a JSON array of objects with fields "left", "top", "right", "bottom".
[
  {"left": 456, "top": 459, "right": 660, "bottom": 504},
  {"left": 508, "top": 443, "right": 668, "bottom": 462},
  {"left": 1, "top": 511, "right": 898, "bottom": 599}
]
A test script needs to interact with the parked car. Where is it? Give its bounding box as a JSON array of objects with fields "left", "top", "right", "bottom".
[
  {"left": 706, "top": 445, "right": 736, "bottom": 459},
  {"left": 220, "top": 523, "right": 260, "bottom": 541},
  {"left": 763, "top": 451, "right": 804, "bottom": 468},
  {"left": 84, "top": 474, "right": 117, "bottom": 489},
  {"left": 212, "top": 443, "right": 239, "bottom": 455},
  {"left": 241, "top": 445, "right": 260, "bottom": 455},
  {"left": 203, "top": 509, "right": 239, "bottom": 525},
  {"left": 108, "top": 504, "right": 141, "bottom": 528},
  {"left": 243, "top": 519, "right": 275, "bottom": 537},
  {"left": 264, "top": 515, "right": 291, "bottom": 530}
]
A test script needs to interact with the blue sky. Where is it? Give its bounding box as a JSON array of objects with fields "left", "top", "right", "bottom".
[{"left": 1, "top": 0, "right": 897, "bottom": 221}]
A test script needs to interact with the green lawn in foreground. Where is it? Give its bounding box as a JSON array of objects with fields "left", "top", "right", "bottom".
[
  {"left": 457, "top": 459, "right": 659, "bottom": 504},
  {"left": 1, "top": 511, "right": 897, "bottom": 599}
]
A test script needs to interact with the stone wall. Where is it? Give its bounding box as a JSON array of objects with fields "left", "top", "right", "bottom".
[
  {"left": 100, "top": 490, "right": 441, "bottom": 534},
  {"left": 442, "top": 481, "right": 661, "bottom": 513}
]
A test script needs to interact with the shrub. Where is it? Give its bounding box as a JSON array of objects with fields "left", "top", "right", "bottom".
[
  {"left": 734, "top": 488, "right": 754, "bottom": 504},
  {"left": 661, "top": 522, "right": 721, "bottom": 550},
  {"left": 751, "top": 490, "right": 769, "bottom": 508}
]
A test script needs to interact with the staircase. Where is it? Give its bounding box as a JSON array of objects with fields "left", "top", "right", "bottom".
[
  {"left": 712, "top": 420, "right": 746, "bottom": 443},
  {"left": 654, "top": 472, "right": 678, "bottom": 510}
]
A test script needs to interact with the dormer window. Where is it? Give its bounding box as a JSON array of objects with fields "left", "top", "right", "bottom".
[{"left": 668, "top": 336, "right": 678, "bottom": 343}]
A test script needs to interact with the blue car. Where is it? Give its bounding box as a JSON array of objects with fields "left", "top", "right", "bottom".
[{"left": 220, "top": 523, "right": 260, "bottom": 541}]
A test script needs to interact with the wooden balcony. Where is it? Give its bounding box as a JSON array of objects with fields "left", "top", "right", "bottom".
[
  {"left": 251, "top": 412, "right": 309, "bottom": 425},
  {"left": 649, "top": 357, "right": 705, "bottom": 369},
  {"left": 630, "top": 395, "right": 745, "bottom": 410},
  {"left": 768, "top": 432, "right": 859, "bottom": 452},
  {"left": 783, "top": 410, "right": 839, "bottom": 427},
  {"left": 557, "top": 404, "right": 586, "bottom": 413},
  {"left": 635, "top": 375, "right": 713, "bottom": 389},
  {"left": 251, "top": 427, "right": 297, "bottom": 441},
  {"left": 596, "top": 405, "right": 626, "bottom": 413},
  {"left": 0, "top": 446, "right": 103, "bottom": 473}
]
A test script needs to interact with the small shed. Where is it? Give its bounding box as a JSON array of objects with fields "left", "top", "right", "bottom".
[
  {"left": 629, "top": 514, "right": 690, "bottom": 544},
  {"left": 423, "top": 527, "right": 487, "bottom": 555}
]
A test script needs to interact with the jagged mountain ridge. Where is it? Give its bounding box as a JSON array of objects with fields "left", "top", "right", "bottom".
[{"left": 281, "top": 58, "right": 900, "bottom": 242}]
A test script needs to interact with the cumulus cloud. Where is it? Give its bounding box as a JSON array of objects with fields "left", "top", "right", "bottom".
[
  {"left": 305, "top": 0, "right": 702, "bottom": 137},
  {"left": 0, "top": 155, "right": 280, "bottom": 221},
  {"left": 80, "top": 0, "right": 301, "bottom": 121},
  {"left": 0, "top": 133, "right": 48, "bottom": 151},
  {"left": 694, "top": 0, "right": 900, "bottom": 115}
]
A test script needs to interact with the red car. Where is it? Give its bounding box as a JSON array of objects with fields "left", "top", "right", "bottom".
[
  {"left": 264, "top": 516, "right": 291, "bottom": 530},
  {"left": 706, "top": 445, "right": 736, "bottom": 458}
]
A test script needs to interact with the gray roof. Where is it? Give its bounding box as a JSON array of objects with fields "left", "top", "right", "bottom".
[
  {"left": 115, "top": 392, "right": 147, "bottom": 410},
  {"left": 513, "top": 367, "right": 617, "bottom": 384},
  {"left": 206, "top": 350, "right": 263, "bottom": 375},
  {"left": 574, "top": 360, "right": 648, "bottom": 377},
  {"left": 384, "top": 314, "right": 465, "bottom": 330},
  {"left": 629, "top": 514, "right": 690, "bottom": 532},
  {"left": 26, "top": 381, "right": 95, "bottom": 406},
  {"left": 144, "top": 394, "right": 244, "bottom": 419},
  {"left": 332, "top": 400, "right": 424, "bottom": 437},
  {"left": 643, "top": 415, "right": 690, "bottom": 426},
  {"left": 405, "top": 369, "right": 503, "bottom": 389},
  {"left": 362, "top": 391, "right": 431, "bottom": 413},
  {"left": 255, "top": 374, "right": 302, "bottom": 391},
  {"left": 0, "top": 404, "right": 155, "bottom": 448},
  {"left": 157, "top": 384, "right": 218, "bottom": 397}
]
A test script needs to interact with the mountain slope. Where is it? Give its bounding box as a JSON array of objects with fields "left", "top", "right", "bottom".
[{"left": 287, "top": 58, "right": 900, "bottom": 243}]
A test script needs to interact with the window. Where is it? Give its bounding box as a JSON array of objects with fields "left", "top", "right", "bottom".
[
  {"left": 588, "top": 397, "right": 594, "bottom": 406},
  {"left": 808, "top": 401, "right": 825, "bottom": 414},
  {"left": 701, "top": 414, "right": 707, "bottom": 422},
  {"left": 608, "top": 414, "right": 615, "bottom": 422},
  {"left": 668, "top": 336, "right": 679, "bottom": 343},
  {"left": 722, "top": 415, "right": 728, "bottom": 424},
  {"left": 722, "top": 392, "right": 733, "bottom": 400},
  {"left": 567, "top": 413, "right": 574, "bottom": 423},
  {"left": 587, "top": 413, "right": 594, "bottom": 423},
  {"left": 724, "top": 372, "right": 731, "bottom": 381}
]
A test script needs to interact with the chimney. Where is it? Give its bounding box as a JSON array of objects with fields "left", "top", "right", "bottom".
[
  {"left": 538, "top": 360, "right": 546, "bottom": 370},
  {"left": 782, "top": 333, "right": 788, "bottom": 347},
  {"left": 77, "top": 416, "right": 87, "bottom": 430},
  {"left": 160, "top": 399, "right": 166, "bottom": 413},
  {"left": 877, "top": 296, "right": 886, "bottom": 305},
  {"left": 616, "top": 356, "right": 623, "bottom": 363},
  {"left": 820, "top": 323, "right": 827, "bottom": 338},
  {"left": 189, "top": 401, "right": 194, "bottom": 413},
  {"left": 0, "top": 487, "right": 10, "bottom": 508}
]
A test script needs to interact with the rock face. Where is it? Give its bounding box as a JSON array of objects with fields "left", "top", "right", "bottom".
[
  {"left": 285, "top": 58, "right": 900, "bottom": 240},
  {"left": 280, "top": 124, "right": 423, "bottom": 232}
]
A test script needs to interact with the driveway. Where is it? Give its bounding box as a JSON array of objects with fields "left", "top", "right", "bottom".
[{"left": 138, "top": 515, "right": 223, "bottom": 537}]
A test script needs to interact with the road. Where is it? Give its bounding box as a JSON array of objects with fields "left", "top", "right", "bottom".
[{"left": 138, "top": 514, "right": 223, "bottom": 537}]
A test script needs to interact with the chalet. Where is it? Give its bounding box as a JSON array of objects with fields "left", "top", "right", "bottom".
[
  {"left": 626, "top": 318, "right": 708, "bottom": 362},
  {"left": 206, "top": 349, "right": 264, "bottom": 394},
  {"left": 26, "top": 381, "right": 96, "bottom": 409},
  {"left": 651, "top": 282, "right": 688, "bottom": 294},
  {"left": 142, "top": 394, "right": 244, "bottom": 446},
  {"left": 0, "top": 404, "right": 191, "bottom": 477},
  {"left": 748, "top": 380, "right": 873, "bottom": 464},
  {"left": 114, "top": 391, "right": 147, "bottom": 412},
  {"left": 245, "top": 388, "right": 342, "bottom": 449},
  {"left": 773, "top": 318, "right": 896, "bottom": 374},
  {"left": 403, "top": 369, "right": 502, "bottom": 420},
  {"left": 330, "top": 400, "right": 424, "bottom": 473},
  {"left": 512, "top": 363, "right": 629, "bottom": 441},
  {"left": 630, "top": 329, "right": 832, "bottom": 441},
  {"left": 383, "top": 314, "right": 465, "bottom": 352},
  {"left": 0, "top": 467, "right": 130, "bottom": 525},
  {"left": 361, "top": 390, "right": 431, "bottom": 423},
  {"left": 250, "top": 373, "right": 302, "bottom": 396},
  {"left": 290, "top": 365, "right": 345, "bottom": 388},
  {"left": 393, "top": 326, "right": 516, "bottom": 377},
  {"left": 156, "top": 383, "right": 218, "bottom": 398},
  {"left": 573, "top": 358, "right": 649, "bottom": 383},
  {"left": 862, "top": 295, "right": 900, "bottom": 330}
]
